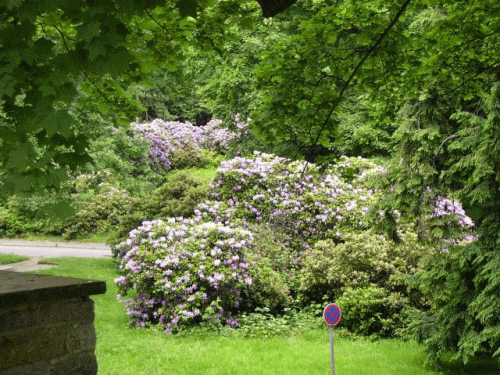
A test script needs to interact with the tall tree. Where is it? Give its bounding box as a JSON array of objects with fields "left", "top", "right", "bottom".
[
  {"left": 373, "top": 2, "right": 500, "bottom": 364},
  {"left": 0, "top": 0, "right": 297, "bottom": 195},
  {"left": 209, "top": 0, "right": 500, "bottom": 363}
]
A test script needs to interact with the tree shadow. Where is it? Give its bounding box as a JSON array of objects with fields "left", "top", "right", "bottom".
[{"left": 438, "top": 357, "right": 500, "bottom": 375}]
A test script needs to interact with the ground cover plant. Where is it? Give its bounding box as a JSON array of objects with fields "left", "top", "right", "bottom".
[{"left": 30, "top": 256, "right": 499, "bottom": 375}]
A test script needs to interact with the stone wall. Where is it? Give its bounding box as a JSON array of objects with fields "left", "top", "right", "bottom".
[{"left": 0, "top": 271, "right": 106, "bottom": 375}]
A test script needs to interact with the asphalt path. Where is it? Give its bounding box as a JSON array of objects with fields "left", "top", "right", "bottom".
[
  {"left": 0, "top": 239, "right": 112, "bottom": 258},
  {"left": 0, "top": 239, "right": 112, "bottom": 272}
]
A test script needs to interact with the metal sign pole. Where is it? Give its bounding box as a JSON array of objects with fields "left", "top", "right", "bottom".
[
  {"left": 323, "top": 303, "right": 341, "bottom": 375},
  {"left": 330, "top": 325, "right": 335, "bottom": 375}
]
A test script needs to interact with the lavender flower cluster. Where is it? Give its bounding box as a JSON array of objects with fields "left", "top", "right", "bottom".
[
  {"left": 196, "top": 152, "right": 384, "bottom": 250},
  {"left": 433, "top": 196, "right": 474, "bottom": 228},
  {"left": 114, "top": 218, "right": 254, "bottom": 331},
  {"left": 431, "top": 195, "right": 476, "bottom": 251},
  {"left": 130, "top": 119, "right": 240, "bottom": 171}
]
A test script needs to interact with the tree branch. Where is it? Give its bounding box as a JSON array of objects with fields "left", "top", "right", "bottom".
[{"left": 309, "top": 0, "right": 413, "bottom": 152}]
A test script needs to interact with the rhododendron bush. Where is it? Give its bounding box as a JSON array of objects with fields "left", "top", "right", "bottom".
[
  {"left": 115, "top": 152, "right": 475, "bottom": 333},
  {"left": 197, "top": 153, "right": 383, "bottom": 249},
  {"left": 130, "top": 119, "right": 239, "bottom": 171},
  {"left": 114, "top": 219, "right": 254, "bottom": 331}
]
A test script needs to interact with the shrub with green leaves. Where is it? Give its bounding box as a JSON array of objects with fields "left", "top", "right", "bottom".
[
  {"left": 299, "top": 230, "right": 428, "bottom": 336},
  {"left": 336, "top": 286, "right": 409, "bottom": 337},
  {"left": 88, "top": 126, "right": 164, "bottom": 192},
  {"left": 63, "top": 183, "right": 133, "bottom": 240},
  {"left": 0, "top": 194, "right": 65, "bottom": 237},
  {"left": 240, "top": 223, "right": 296, "bottom": 312},
  {"left": 300, "top": 230, "right": 428, "bottom": 299},
  {"left": 109, "top": 171, "right": 211, "bottom": 246}
]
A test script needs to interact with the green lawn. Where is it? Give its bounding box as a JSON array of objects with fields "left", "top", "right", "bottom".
[
  {"left": 31, "top": 257, "right": 497, "bottom": 375},
  {"left": 0, "top": 254, "right": 29, "bottom": 265}
]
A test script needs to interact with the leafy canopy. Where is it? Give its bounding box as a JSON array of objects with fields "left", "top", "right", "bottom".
[{"left": 0, "top": 0, "right": 297, "bottom": 195}]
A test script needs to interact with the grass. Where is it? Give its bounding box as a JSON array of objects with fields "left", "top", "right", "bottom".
[
  {"left": 32, "top": 257, "right": 498, "bottom": 375},
  {"left": 168, "top": 166, "right": 219, "bottom": 184},
  {"left": 0, "top": 253, "right": 30, "bottom": 264}
]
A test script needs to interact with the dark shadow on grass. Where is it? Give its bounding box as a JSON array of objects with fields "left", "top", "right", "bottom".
[{"left": 438, "top": 357, "right": 500, "bottom": 375}]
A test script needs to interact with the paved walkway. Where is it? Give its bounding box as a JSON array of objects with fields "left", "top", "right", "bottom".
[{"left": 0, "top": 239, "right": 112, "bottom": 272}]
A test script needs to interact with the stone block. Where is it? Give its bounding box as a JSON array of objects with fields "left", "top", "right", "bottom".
[{"left": 0, "top": 270, "right": 105, "bottom": 375}]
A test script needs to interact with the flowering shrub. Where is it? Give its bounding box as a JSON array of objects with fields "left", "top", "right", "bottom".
[
  {"left": 131, "top": 119, "right": 239, "bottom": 171},
  {"left": 116, "top": 152, "right": 476, "bottom": 334},
  {"left": 196, "top": 153, "right": 384, "bottom": 251},
  {"left": 199, "top": 119, "right": 243, "bottom": 153},
  {"left": 114, "top": 218, "right": 254, "bottom": 332}
]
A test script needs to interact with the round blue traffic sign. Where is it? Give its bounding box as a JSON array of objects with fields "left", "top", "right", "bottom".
[{"left": 323, "top": 303, "right": 342, "bottom": 326}]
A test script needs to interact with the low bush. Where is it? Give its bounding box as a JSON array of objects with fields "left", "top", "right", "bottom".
[
  {"left": 336, "top": 286, "right": 409, "bottom": 337},
  {"left": 0, "top": 195, "right": 65, "bottom": 237},
  {"left": 63, "top": 183, "right": 133, "bottom": 240},
  {"left": 88, "top": 127, "right": 165, "bottom": 192},
  {"left": 109, "top": 171, "right": 211, "bottom": 245},
  {"left": 240, "top": 223, "right": 296, "bottom": 312},
  {"left": 299, "top": 230, "right": 428, "bottom": 299},
  {"left": 298, "top": 230, "right": 429, "bottom": 337},
  {"left": 169, "top": 148, "right": 220, "bottom": 171},
  {"left": 0, "top": 204, "right": 24, "bottom": 237}
]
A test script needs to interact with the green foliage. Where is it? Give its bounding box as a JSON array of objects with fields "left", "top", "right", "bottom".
[
  {"left": 63, "top": 183, "right": 133, "bottom": 240},
  {"left": 241, "top": 223, "right": 296, "bottom": 311},
  {"left": 300, "top": 231, "right": 427, "bottom": 297},
  {"left": 110, "top": 171, "right": 211, "bottom": 245},
  {"left": 336, "top": 286, "right": 409, "bottom": 338},
  {"left": 0, "top": 194, "right": 65, "bottom": 237},
  {"left": 86, "top": 126, "right": 165, "bottom": 192},
  {"left": 169, "top": 148, "right": 219, "bottom": 170},
  {"left": 0, "top": 204, "right": 24, "bottom": 237},
  {"left": 151, "top": 171, "right": 211, "bottom": 218},
  {"left": 246, "top": 0, "right": 412, "bottom": 160},
  {"left": 0, "top": 0, "right": 254, "bottom": 195},
  {"left": 130, "top": 62, "right": 213, "bottom": 125},
  {"left": 299, "top": 230, "right": 428, "bottom": 337},
  {"left": 379, "top": 80, "right": 500, "bottom": 363},
  {"left": 335, "top": 94, "right": 395, "bottom": 158}
]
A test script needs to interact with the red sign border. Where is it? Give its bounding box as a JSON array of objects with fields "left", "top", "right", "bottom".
[{"left": 323, "top": 303, "right": 342, "bottom": 326}]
